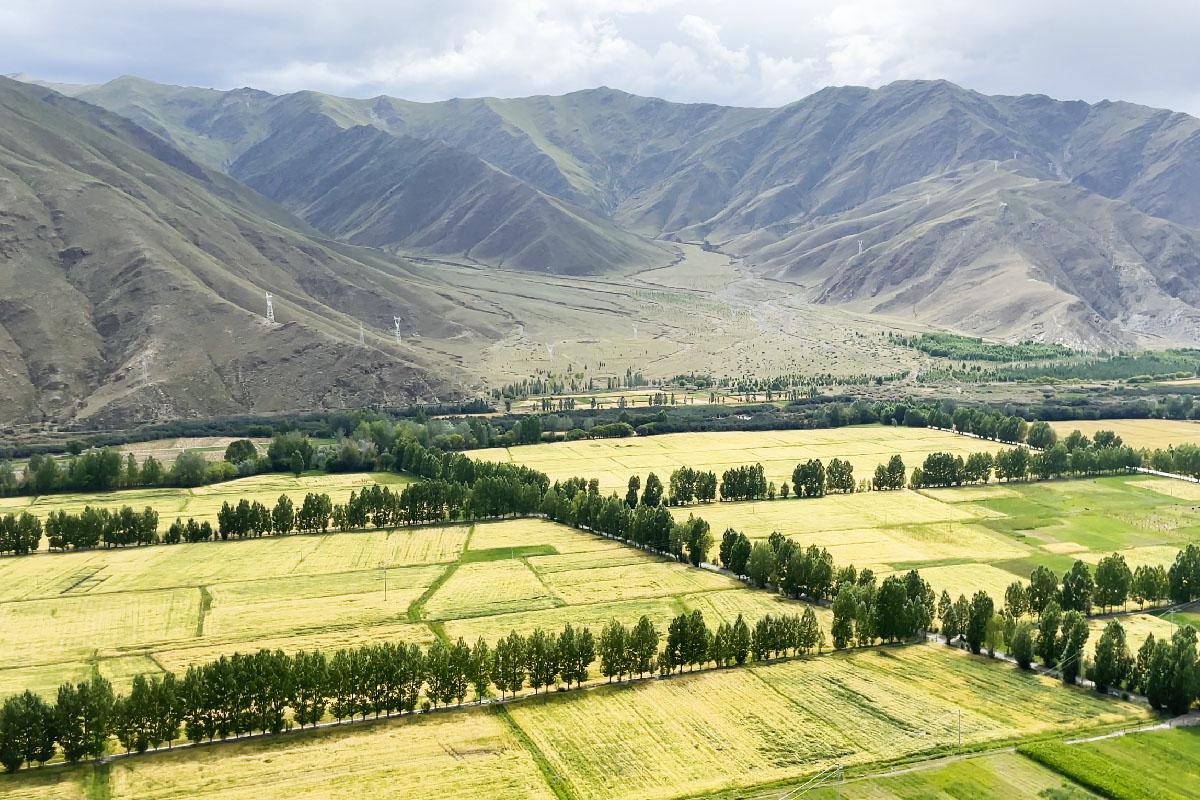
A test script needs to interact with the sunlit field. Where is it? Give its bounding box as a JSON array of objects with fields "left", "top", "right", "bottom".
[
  {"left": 1046, "top": 418, "right": 1200, "bottom": 450},
  {"left": 0, "top": 471, "right": 412, "bottom": 528},
  {"left": 0, "top": 517, "right": 821, "bottom": 700},
  {"left": 0, "top": 644, "right": 1148, "bottom": 800},
  {"left": 471, "top": 426, "right": 1006, "bottom": 494}
]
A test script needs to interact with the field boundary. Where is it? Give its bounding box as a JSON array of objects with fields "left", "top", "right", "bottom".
[{"left": 493, "top": 704, "right": 579, "bottom": 800}]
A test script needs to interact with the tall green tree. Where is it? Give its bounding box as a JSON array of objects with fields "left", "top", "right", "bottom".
[{"left": 1091, "top": 619, "right": 1132, "bottom": 694}]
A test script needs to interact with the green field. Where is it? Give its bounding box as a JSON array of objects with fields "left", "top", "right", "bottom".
[
  {"left": 0, "top": 644, "right": 1149, "bottom": 800},
  {"left": 1021, "top": 727, "right": 1200, "bottom": 800},
  {"left": 781, "top": 751, "right": 1098, "bottom": 799},
  {"left": 687, "top": 473, "right": 1200, "bottom": 599}
]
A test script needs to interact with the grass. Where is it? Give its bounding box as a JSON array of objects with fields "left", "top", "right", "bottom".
[
  {"left": 1020, "top": 728, "right": 1200, "bottom": 800},
  {"left": 471, "top": 426, "right": 1006, "bottom": 495}
]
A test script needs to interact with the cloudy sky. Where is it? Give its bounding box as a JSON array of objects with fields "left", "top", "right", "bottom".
[{"left": 4, "top": 0, "right": 1199, "bottom": 113}]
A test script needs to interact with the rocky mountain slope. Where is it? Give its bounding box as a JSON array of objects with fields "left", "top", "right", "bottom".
[
  {"left": 5, "top": 73, "right": 1200, "bottom": 425},
  {"left": 49, "top": 76, "right": 1200, "bottom": 348},
  {"left": 0, "top": 76, "right": 489, "bottom": 426}
]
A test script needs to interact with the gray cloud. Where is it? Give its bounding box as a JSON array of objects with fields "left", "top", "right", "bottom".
[{"left": 4, "top": 0, "right": 1199, "bottom": 114}]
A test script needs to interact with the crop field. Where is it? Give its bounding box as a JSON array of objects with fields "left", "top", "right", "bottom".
[
  {"left": 791, "top": 751, "right": 1098, "bottom": 799},
  {"left": 1021, "top": 727, "right": 1200, "bottom": 800},
  {"left": 0, "top": 643, "right": 1148, "bottom": 800},
  {"left": 679, "top": 474, "right": 1200, "bottom": 598},
  {"left": 472, "top": 426, "right": 1006, "bottom": 494},
  {"left": 0, "top": 516, "right": 822, "bottom": 700},
  {"left": 114, "top": 436, "right": 274, "bottom": 465},
  {"left": 1047, "top": 418, "right": 1200, "bottom": 450},
  {"left": 502, "top": 644, "right": 1146, "bottom": 800},
  {"left": 0, "top": 471, "right": 412, "bottom": 528}
]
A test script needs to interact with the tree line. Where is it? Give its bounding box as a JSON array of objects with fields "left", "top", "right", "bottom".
[
  {"left": 909, "top": 439, "right": 1143, "bottom": 488},
  {"left": 0, "top": 608, "right": 823, "bottom": 773}
]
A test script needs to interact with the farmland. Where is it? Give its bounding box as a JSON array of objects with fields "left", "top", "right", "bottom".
[
  {"left": 0, "top": 424, "right": 1195, "bottom": 799},
  {"left": 0, "top": 645, "right": 1150, "bottom": 800},
  {"left": 0, "top": 471, "right": 411, "bottom": 528},
  {"left": 783, "top": 751, "right": 1098, "bottom": 799},
  {"left": 0, "top": 515, "right": 810, "bottom": 700},
  {"left": 677, "top": 472, "right": 1200, "bottom": 597},
  {"left": 1020, "top": 727, "right": 1200, "bottom": 800},
  {"left": 1046, "top": 418, "right": 1200, "bottom": 450},
  {"left": 471, "top": 426, "right": 1006, "bottom": 495}
]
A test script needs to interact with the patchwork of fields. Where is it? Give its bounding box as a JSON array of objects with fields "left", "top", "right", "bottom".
[
  {"left": 693, "top": 474, "right": 1200, "bottom": 605},
  {"left": 471, "top": 422, "right": 1200, "bottom": 624},
  {"left": 1, "top": 422, "right": 1196, "bottom": 799},
  {"left": 0, "top": 515, "right": 821, "bottom": 700}
]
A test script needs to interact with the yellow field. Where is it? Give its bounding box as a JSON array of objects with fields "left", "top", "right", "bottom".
[
  {"left": 0, "top": 642, "right": 1147, "bottom": 800},
  {"left": 0, "top": 515, "right": 829, "bottom": 701},
  {"left": 473, "top": 426, "right": 1006, "bottom": 494},
  {"left": 691, "top": 496, "right": 1025, "bottom": 574},
  {"left": 424, "top": 560, "right": 561, "bottom": 620},
  {"left": 0, "top": 471, "right": 412, "bottom": 528},
  {"left": 1087, "top": 613, "right": 1177, "bottom": 657},
  {"left": 506, "top": 644, "right": 1147, "bottom": 800},
  {"left": 1047, "top": 418, "right": 1200, "bottom": 450}
]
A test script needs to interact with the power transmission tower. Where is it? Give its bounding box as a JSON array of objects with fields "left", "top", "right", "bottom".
[
  {"left": 140, "top": 352, "right": 150, "bottom": 385},
  {"left": 393, "top": 316, "right": 403, "bottom": 345},
  {"left": 265, "top": 292, "right": 275, "bottom": 324},
  {"left": 858, "top": 240, "right": 864, "bottom": 255},
  {"left": 359, "top": 322, "right": 365, "bottom": 346}
]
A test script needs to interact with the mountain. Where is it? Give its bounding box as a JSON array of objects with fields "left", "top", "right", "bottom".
[
  {"left": 54, "top": 76, "right": 1200, "bottom": 348},
  {"left": 229, "top": 114, "right": 666, "bottom": 274},
  {"left": 0, "top": 76, "right": 491, "bottom": 427},
  {"left": 64, "top": 77, "right": 674, "bottom": 274}
]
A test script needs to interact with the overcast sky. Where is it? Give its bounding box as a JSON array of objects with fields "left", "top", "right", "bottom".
[{"left": 4, "top": 0, "right": 1199, "bottom": 113}]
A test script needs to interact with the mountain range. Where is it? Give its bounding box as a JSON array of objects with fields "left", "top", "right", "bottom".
[{"left": 4, "top": 72, "right": 1200, "bottom": 425}]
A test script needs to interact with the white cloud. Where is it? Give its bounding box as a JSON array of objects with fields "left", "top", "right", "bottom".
[{"left": 3, "top": 0, "right": 1200, "bottom": 114}]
